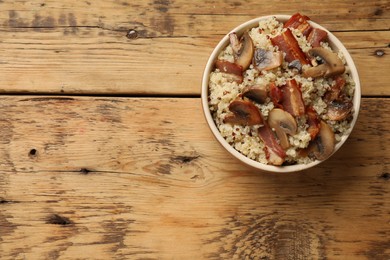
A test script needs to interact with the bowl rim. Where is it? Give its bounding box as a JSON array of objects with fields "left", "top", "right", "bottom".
[{"left": 201, "top": 14, "right": 361, "bottom": 173}]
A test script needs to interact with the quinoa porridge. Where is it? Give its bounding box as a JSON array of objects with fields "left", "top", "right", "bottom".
[{"left": 208, "top": 13, "right": 355, "bottom": 166}]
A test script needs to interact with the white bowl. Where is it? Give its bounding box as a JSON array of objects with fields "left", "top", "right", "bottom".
[{"left": 201, "top": 15, "right": 361, "bottom": 173}]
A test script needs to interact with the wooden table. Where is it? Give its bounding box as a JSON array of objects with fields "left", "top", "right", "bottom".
[{"left": 0, "top": 1, "right": 389, "bottom": 259}]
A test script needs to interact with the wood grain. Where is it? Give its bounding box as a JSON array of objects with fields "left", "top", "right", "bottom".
[
  {"left": 0, "top": 0, "right": 389, "bottom": 95},
  {"left": 0, "top": 97, "right": 389, "bottom": 259},
  {"left": 1, "top": 0, "right": 390, "bottom": 34},
  {"left": 1, "top": 0, "right": 390, "bottom": 259}
]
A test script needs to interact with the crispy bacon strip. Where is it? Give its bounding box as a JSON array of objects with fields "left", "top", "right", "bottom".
[
  {"left": 271, "top": 29, "right": 309, "bottom": 65},
  {"left": 284, "top": 13, "right": 312, "bottom": 36},
  {"left": 258, "top": 122, "right": 286, "bottom": 166},
  {"left": 324, "top": 76, "right": 346, "bottom": 103},
  {"left": 307, "top": 28, "right": 328, "bottom": 47},
  {"left": 269, "top": 82, "right": 283, "bottom": 107},
  {"left": 215, "top": 60, "right": 243, "bottom": 76},
  {"left": 214, "top": 60, "right": 243, "bottom": 83},
  {"left": 280, "top": 79, "right": 306, "bottom": 116},
  {"left": 306, "top": 106, "right": 321, "bottom": 140}
]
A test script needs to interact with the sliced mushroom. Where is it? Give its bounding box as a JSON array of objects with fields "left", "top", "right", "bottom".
[
  {"left": 303, "top": 47, "right": 345, "bottom": 78},
  {"left": 327, "top": 99, "right": 353, "bottom": 121},
  {"left": 307, "top": 120, "right": 335, "bottom": 160},
  {"left": 224, "top": 97, "right": 263, "bottom": 126},
  {"left": 312, "top": 55, "right": 325, "bottom": 66},
  {"left": 242, "top": 84, "right": 268, "bottom": 104},
  {"left": 287, "top": 59, "right": 302, "bottom": 73},
  {"left": 268, "top": 108, "right": 297, "bottom": 149},
  {"left": 229, "top": 32, "right": 254, "bottom": 71},
  {"left": 253, "top": 48, "right": 283, "bottom": 71}
]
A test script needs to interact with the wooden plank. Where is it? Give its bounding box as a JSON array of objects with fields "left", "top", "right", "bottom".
[
  {"left": 1, "top": 0, "right": 389, "bottom": 35},
  {"left": 0, "top": 97, "right": 389, "bottom": 259},
  {"left": 0, "top": 28, "right": 211, "bottom": 95},
  {"left": 0, "top": 28, "right": 389, "bottom": 95},
  {"left": 1, "top": 0, "right": 389, "bottom": 95}
]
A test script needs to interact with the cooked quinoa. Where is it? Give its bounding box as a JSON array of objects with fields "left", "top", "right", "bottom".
[{"left": 208, "top": 16, "right": 355, "bottom": 165}]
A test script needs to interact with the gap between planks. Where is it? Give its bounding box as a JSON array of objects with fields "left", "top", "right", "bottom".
[
  {"left": 0, "top": 93, "right": 389, "bottom": 99},
  {"left": 0, "top": 93, "right": 201, "bottom": 99}
]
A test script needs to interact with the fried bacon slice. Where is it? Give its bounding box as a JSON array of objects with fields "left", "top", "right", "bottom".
[
  {"left": 307, "top": 28, "right": 328, "bottom": 47},
  {"left": 271, "top": 29, "right": 309, "bottom": 65},
  {"left": 215, "top": 60, "right": 242, "bottom": 76},
  {"left": 284, "top": 13, "right": 312, "bottom": 36},
  {"left": 324, "top": 76, "right": 346, "bottom": 103},
  {"left": 269, "top": 82, "right": 283, "bottom": 107},
  {"left": 306, "top": 106, "right": 321, "bottom": 140},
  {"left": 258, "top": 122, "right": 286, "bottom": 166},
  {"left": 215, "top": 60, "right": 243, "bottom": 83},
  {"left": 280, "top": 79, "right": 306, "bottom": 116}
]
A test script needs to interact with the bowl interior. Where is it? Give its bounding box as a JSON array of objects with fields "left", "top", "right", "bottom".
[{"left": 201, "top": 15, "right": 361, "bottom": 173}]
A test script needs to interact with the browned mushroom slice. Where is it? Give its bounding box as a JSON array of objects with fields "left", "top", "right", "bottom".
[
  {"left": 242, "top": 84, "right": 268, "bottom": 104},
  {"left": 287, "top": 59, "right": 302, "bottom": 73},
  {"left": 307, "top": 120, "right": 335, "bottom": 160},
  {"left": 229, "top": 32, "right": 254, "bottom": 71},
  {"left": 303, "top": 47, "right": 345, "bottom": 78},
  {"left": 224, "top": 98, "right": 263, "bottom": 126},
  {"left": 268, "top": 108, "right": 297, "bottom": 149},
  {"left": 327, "top": 99, "right": 353, "bottom": 121},
  {"left": 253, "top": 48, "right": 283, "bottom": 71}
]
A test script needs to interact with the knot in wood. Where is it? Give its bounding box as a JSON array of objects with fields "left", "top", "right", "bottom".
[
  {"left": 379, "top": 172, "right": 390, "bottom": 180},
  {"left": 375, "top": 49, "right": 385, "bottom": 57},
  {"left": 126, "top": 29, "right": 138, "bottom": 39},
  {"left": 46, "top": 214, "right": 73, "bottom": 226},
  {"left": 28, "top": 148, "right": 38, "bottom": 158},
  {"left": 80, "top": 168, "right": 90, "bottom": 174}
]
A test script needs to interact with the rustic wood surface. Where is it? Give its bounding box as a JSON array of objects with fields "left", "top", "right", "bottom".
[
  {"left": 0, "top": 0, "right": 389, "bottom": 259},
  {"left": 0, "top": 0, "right": 389, "bottom": 95}
]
